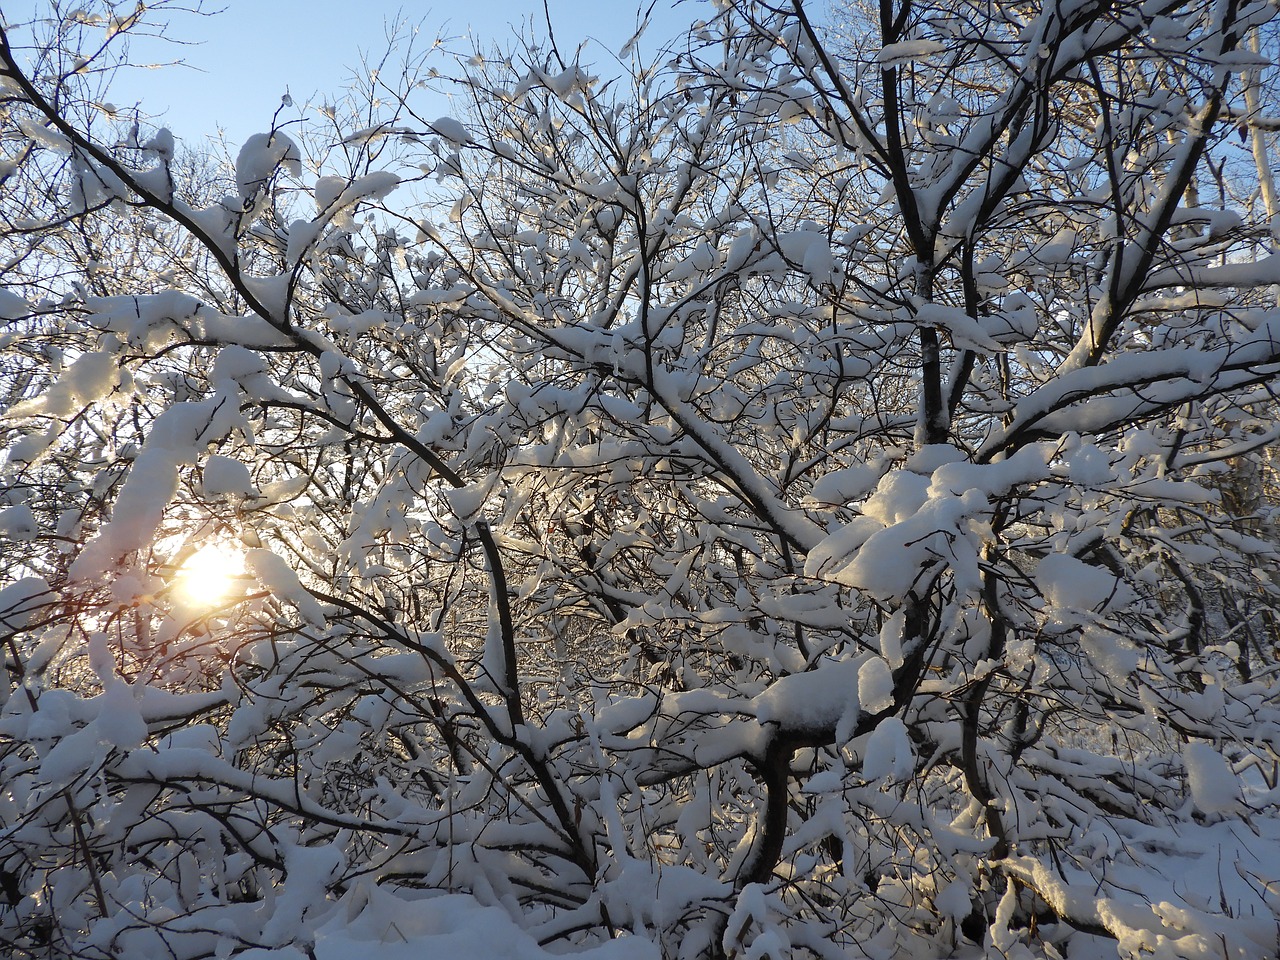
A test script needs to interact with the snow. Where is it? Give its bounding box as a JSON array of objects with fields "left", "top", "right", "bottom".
[
  {"left": 241, "top": 272, "right": 292, "bottom": 321},
  {"left": 916, "top": 301, "right": 1003, "bottom": 352},
  {"left": 239, "top": 887, "right": 659, "bottom": 960},
  {"left": 755, "top": 591, "right": 853, "bottom": 630},
  {"left": 777, "top": 228, "right": 838, "bottom": 288},
  {"left": 862, "top": 468, "right": 931, "bottom": 525},
  {"left": 0, "top": 577, "right": 51, "bottom": 631},
  {"left": 429, "top": 116, "right": 472, "bottom": 147},
  {"left": 1182, "top": 742, "right": 1243, "bottom": 816},
  {"left": 245, "top": 548, "right": 325, "bottom": 626},
  {"left": 876, "top": 39, "right": 949, "bottom": 65},
  {"left": 934, "top": 879, "right": 972, "bottom": 921},
  {"left": 927, "top": 443, "right": 1053, "bottom": 498},
  {"left": 313, "top": 175, "right": 347, "bottom": 210},
  {"left": 808, "top": 448, "right": 1063, "bottom": 604},
  {"left": 14, "top": 349, "right": 121, "bottom": 417},
  {"left": 447, "top": 474, "right": 496, "bottom": 521},
  {"left": 202, "top": 454, "right": 258, "bottom": 497},
  {"left": 1065, "top": 439, "right": 1115, "bottom": 485},
  {"left": 70, "top": 447, "right": 181, "bottom": 580},
  {"left": 753, "top": 656, "right": 868, "bottom": 739},
  {"left": 7, "top": 6, "right": 1280, "bottom": 960},
  {"left": 1004, "top": 816, "right": 1280, "bottom": 959},
  {"left": 93, "top": 679, "right": 147, "bottom": 750},
  {"left": 213, "top": 345, "right": 295, "bottom": 402},
  {"left": 857, "top": 656, "right": 895, "bottom": 714},
  {"left": 259, "top": 844, "right": 344, "bottom": 946},
  {"left": 17, "top": 115, "right": 71, "bottom": 151},
  {"left": 810, "top": 485, "right": 988, "bottom": 602},
  {"left": 86, "top": 290, "right": 292, "bottom": 351},
  {"left": 37, "top": 725, "right": 106, "bottom": 785},
  {"left": 861, "top": 716, "right": 913, "bottom": 781},
  {"left": 6, "top": 424, "right": 57, "bottom": 467},
  {"left": 722, "top": 884, "right": 785, "bottom": 959},
  {"left": 1035, "top": 552, "right": 1131, "bottom": 618},
  {"left": 322, "top": 171, "right": 401, "bottom": 210},
  {"left": 878, "top": 607, "right": 905, "bottom": 668},
  {"left": 596, "top": 857, "right": 728, "bottom": 942},
  {"left": 141, "top": 127, "right": 175, "bottom": 160},
  {"left": 69, "top": 383, "right": 256, "bottom": 580},
  {"left": 0, "top": 504, "right": 38, "bottom": 541},
  {"left": 0, "top": 288, "right": 32, "bottom": 320},
  {"left": 481, "top": 612, "right": 510, "bottom": 696},
  {"left": 1168, "top": 206, "right": 1242, "bottom": 235},
  {"left": 596, "top": 694, "right": 659, "bottom": 735},
  {"left": 235, "top": 131, "right": 302, "bottom": 202}
]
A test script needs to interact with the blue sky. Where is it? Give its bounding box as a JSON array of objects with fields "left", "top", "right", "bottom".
[{"left": 4, "top": 1, "right": 708, "bottom": 146}]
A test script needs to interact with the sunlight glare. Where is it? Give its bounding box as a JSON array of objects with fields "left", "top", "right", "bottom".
[{"left": 173, "top": 545, "right": 243, "bottom": 610}]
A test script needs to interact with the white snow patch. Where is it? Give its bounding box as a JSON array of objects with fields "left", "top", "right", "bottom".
[
  {"left": 862, "top": 716, "right": 913, "bottom": 781},
  {"left": 0, "top": 288, "right": 33, "bottom": 320},
  {"left": 14, "top": 349, "right": 121, "bottom": 417},
  {"left": 259, "top": 885, "right": 659, "bottom": 960},
  {"left": 70, "top": 448, "right": 180, "bottom": 579},
  {"left": 1035, "top": 552, "right": 1131, "bottom": 617},
  {"left": 916, "top": 302, "right": 1002, "bottom": 352},
  {"left": 862, "top": 469, "right": 931, "bottom": 525},
  {"left": 1183, "top": 742, "right": 1243, "bottom": 815},
  {"left": 812, "top": 485, "right": 988, "bottom": 602},
  {"left": 808, "top": 463, "right": 882, "bottom": 504},
  {"left": 935, "top": 879, "right": 972, "bottom": 921},
  {"left": 858, "top": 656, "right": 895, "bottom": 714},
  {"left": 236, "top": 131, "right": 301, "bottom": 202},
  {"left": 246, "top": 548, "right": 325, "bottom": 626},
  {"left": 0, "top": 577, "right": 51, "bottom": 631},
  {"left": 447, "top": 475, "right": 497, "bottom": 521},
  {"left": 93, "top": 680, "right": 147, "bottom": 750},
  {"left": 260, "top": 844, "right": 344, "bottom": 946},
  {"left": 0, "top": 504, "right": 38, "bottom": 541},
  {"left": 754, "top": 656, "right": 868, "bottom": 739},
  {"left": 877, "top": 39, "right": 948, "bottom": 65},
  {"left": 878, "top": 608, "right": 906, "bottom": 668},
  {"left": 203, "top": 454, "right": 258, "bottom": 497},
  {"left": 429, "top": 116, "right": 472, "bottom": 146}
]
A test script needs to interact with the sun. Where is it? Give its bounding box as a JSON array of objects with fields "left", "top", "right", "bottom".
[{"left": 173, "top": 544, "right": 243, "bottom": 610}]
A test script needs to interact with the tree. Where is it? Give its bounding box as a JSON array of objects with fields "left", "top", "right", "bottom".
[{"left": 3, "top": 0, "right": 1280, "bottom": 957}]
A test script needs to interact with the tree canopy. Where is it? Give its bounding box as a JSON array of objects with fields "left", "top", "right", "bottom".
[{"left": 3, "top": 0, "right": 1280, "bottom": 957}]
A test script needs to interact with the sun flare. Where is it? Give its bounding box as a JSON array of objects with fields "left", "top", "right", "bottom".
[{"left": 173, "top": 544, "right": 243, "bottom": 610}]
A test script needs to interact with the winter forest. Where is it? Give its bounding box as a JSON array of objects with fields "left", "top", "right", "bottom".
[{"left": 4, "top": 0, "right": 1280, "bottom": 956}]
